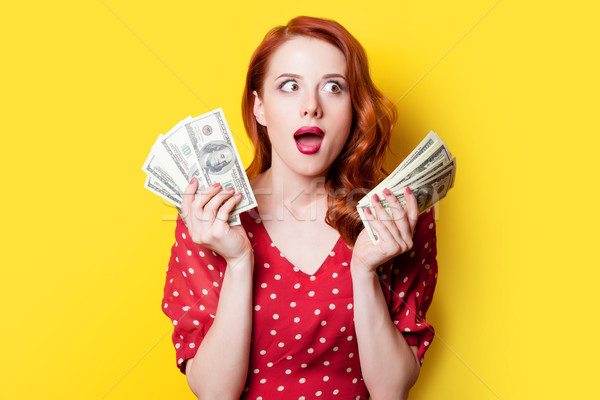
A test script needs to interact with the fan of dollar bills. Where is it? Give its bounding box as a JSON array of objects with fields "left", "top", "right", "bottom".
[
  {"left": 142, "top": 108, "right": 257, "bottom": 225},
  {"left": 357, "top": 131, "right": 456, "bottom": 244}
]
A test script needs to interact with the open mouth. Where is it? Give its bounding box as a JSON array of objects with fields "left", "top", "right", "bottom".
[{"left": 294, "top": 127, "right": 324, "bottom": 154}]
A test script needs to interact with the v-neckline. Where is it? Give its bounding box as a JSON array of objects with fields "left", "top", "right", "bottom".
[{"left": 254, "top": 216, "right": 343, "bottom": 279}]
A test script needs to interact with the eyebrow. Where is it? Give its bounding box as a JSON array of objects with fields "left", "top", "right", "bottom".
[{"left": 275, "top": 73, "right": 348, "bottom": 81}]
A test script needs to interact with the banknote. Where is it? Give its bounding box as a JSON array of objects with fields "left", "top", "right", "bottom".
[
  {"left": 358, "top": 131, "right": 456, "bottom": 244},
  {"left": 142, "top": 109, "right": 256, "bottom": 226}
]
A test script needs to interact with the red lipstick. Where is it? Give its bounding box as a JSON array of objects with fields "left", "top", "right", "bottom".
[{"left": 293, "top": 126, "right": 324, "bottom": 154}]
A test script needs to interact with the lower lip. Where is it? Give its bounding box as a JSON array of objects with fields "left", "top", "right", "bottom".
[{"left": 295, "top": 140, "right": 322, "bottom": 154}]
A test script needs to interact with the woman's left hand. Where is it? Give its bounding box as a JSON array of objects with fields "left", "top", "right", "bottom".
[{"left": 351, "top": 187, "right": 419, "bottom": 274}]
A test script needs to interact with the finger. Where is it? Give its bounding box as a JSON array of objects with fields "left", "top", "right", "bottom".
[
  {"left": 215, "top": 192, "right": 242, "bottom": 223},
  {"left": 193, "top": 182, "right": 223, "bottom": 210},
  {"left": 181, "top": 177, "right": 199, "bottom": 221},
  {"left": 404, "top": 187, "right": 419, "bottom": 235},
  {"left": 364, "top": 207, "right": 396, "bottom": 244},
  {"left": 383, "top": 188, "right": 412, "bottom": 245},
  {"left": 371, "top": 193, "right": 403, "bottom": 244},
  {"left": 202, "top": 187, "right": 235, "bottom": 221}
]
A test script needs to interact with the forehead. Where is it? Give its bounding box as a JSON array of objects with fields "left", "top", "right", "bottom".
[{"left": 265, "top": 36, "right": 347, "bottom": 77}]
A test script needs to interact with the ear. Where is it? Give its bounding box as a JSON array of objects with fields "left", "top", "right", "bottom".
[{"left": 253, "top": 91, "right": 267, "bottom": 127}]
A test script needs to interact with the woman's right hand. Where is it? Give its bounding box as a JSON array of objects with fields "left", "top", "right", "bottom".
[{"left": 180, "top": 178, "right": 252, "bottom": 266}]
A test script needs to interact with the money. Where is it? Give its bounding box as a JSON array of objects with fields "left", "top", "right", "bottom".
[
  {"left": 142, "top": 109, "right": 257, "bottom": 225},
  {"left": 358, "top": 131, "right": 456, "bottom": 243}
]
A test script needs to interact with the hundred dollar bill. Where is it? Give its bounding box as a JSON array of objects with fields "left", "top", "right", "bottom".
[
  {"left": 142, "top": 134, "right": 189, "bottom": 197},
  {"left": 145, "top": 175, "right": 182, "bottom": 207},
  {"left": 183, "top": 108, "right": 257, "bottom": 217}
]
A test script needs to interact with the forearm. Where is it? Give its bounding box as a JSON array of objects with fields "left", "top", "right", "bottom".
[
  {"left": 186, "top": 255, "right": 254, "bottom": 399},
  {"left": 351, "top": 267, "right": 419, "bottom": 400}
]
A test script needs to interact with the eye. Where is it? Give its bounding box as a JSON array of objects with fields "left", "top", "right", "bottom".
[
  {"left": 324, "top": 81, "right": 343, "bottom": 93},
  {"left": 280, "top": 80, "right": 300, "bottom": 92}
]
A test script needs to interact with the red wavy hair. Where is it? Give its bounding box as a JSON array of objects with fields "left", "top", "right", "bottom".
[{"left": 241, "top": 16, "right": 397, "bottom": 245}]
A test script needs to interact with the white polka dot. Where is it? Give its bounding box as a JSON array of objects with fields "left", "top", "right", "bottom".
[
  {"left": 416, "top": 292, "right": 420, "bottom": 297},
  {"left": 173, "top": 291, "right": 179, "bottom": 297},
  {"left": 307, "top": 348, "right": 314, "bottom": 354},
  {"left": 329, "top": 304, "right": 335, "bottom": 310},
  {"left": 290, "top": 301, "right": 297, "bottom": 307},
  {"left": 175, "top": 343, "right": 180, "bottom": 349},
  {"left": 349, "top": 352, "right": 354, "bottom": 358},
  {"left": 255, "top": 218, "right": 261, "bottom": 224},
  {"left": 270, "top": 330, "right": 276, "bottom": 335},
  {"left": 423, "top": 280, "right": 427, "bottom": 286},
  {"left": 254, "top": 368, "right": 259, "bottom": 373},
  {"left": 163, "top": 303, "right": 168, "bottom": 309},
  {"left": 260, "top": 350, "right": 266, "bottom": 355},
  {"left": 347, "top": 335, "right": 353, "bottom": 341},
  {"left": 173, "top": 320, "right": 178, "bottom": 326},
  {"left": 346, "top": 367, "right": 352, "bottom": 372},
  {"left": 293, "top": 266, "right": 300, "bottom": 272},
  {"left": 399, "top": 291, "right": 405, "bottom": 298},
  {"left": 347, "top": 303, "right": 353, "bottom": 309},
  {"left": 314, "top": 309, "right": 320, "bottom": 315},
  {"left": 182, "top": 305, "right": 190, "bottom": 311},
  {"left": 320, "top": 337, "right": 326, "bottom": 343},
  {"left": 353, "top": 378, "right": 358, "bottom": 384},
  {"left": 182, "top": 271, "right": 187, "bottom": 277},
  {"left": 189, "top": 343, "right": 195, "bottom": 348},
  {"left": 175, "top": 257, "right": 179, "bottom": 263},
  {"left": 333, "top": 389, "right": 339, "bottom": 395},
  {"left": 181, "top": 232, "right": 186, "bottom": 239},
  {"left": 340, "top": 326, "right": 346, "bottom": 332},
  {"left": 280, "top": 252, "right": 285, "bottom": 257},
  {"left": 295, "top": 334, "right": 302, "bottom": 340},
  {"left": 301, "top": 363, "right": 307, "bottom": 368},
  {"left": 332, "top": 272, "right": 338, "bottom": 278},
  {"left": 261, "top": 282, "right": 267, "bottom": 288},
  {"left": 299, "top": 377, "right": 306, "bottom": 383},
  {"left": 248, "top": 232, "right": 253, "bottom": 238},
  {"left": 274, "top": 274, "right": 281, "bottom": 280},
  {"left": 188, "top": 268, "right": 194, "bottom": 274},
  {"left": 406, "top": 309, "right": 410, "bottom": 316},
  {"left": 310, "top": 275, "right": 316, "bottom": 281},
  {"left": 254, "top": 305, "right": 261, "bottom": 311},
  {"left": 287, "top": 355, "right": 293, "bottom": 360},
  {"left": 294, "top": 283, "right": 301, "bottom": 289},
  {"left": 199, "top": 251, "right": 205, "bottom": 257},
  {"left": 178, "top": 358, "right": 183, "bottom": 364},
  {"left": 267, "top": 362, "right": 273, "bottom": 367},
  {"left": 321, "top": 320, "right": 327, "bottom": 326},
  {"left": 421, "top": 357, "right": 424, "bottom": 363},
  {"left": 213, "top": 281, "right": 219, "bottom": 287},
  {"left": 403, "top": 276, "right": 408, "bottom": 283},
  {"left": 405, "top": 327, "right": 411, "bottom": 332},
  {"left": 270, "top": 242, "right": 275, "bottom": 247},
  {"left": 278, "top": 342, "right": 284, "bottom": 347},
  {"left": 199, "top": 305, "right": 205, "bottom": 310},
  {"left": 333, "top": 346, "right": 339, "bottom": 351},
  {"left": 424, "top": 341, "right": 430, "bottom": 346},
  {"left": 202, "top": 289, "right": 208, "bottom": 295},
  {"left": 270, "top": 293, "right": 276, "bottom": 299},
  {"left": 189, "top": 289, "right": 194, "bottom": 296},
  {"left": 323, "top": 361, "right": 330, "bottom": 365},
  {"left": 260, "top": 378, "right": 266, "bottom": 384},
  {"left": 273, "top": 314, "right": 279, "bottom": 320},
  {"left": 330, "top": 251, "right": 335, "bottom": 256},
  {"left": 285, "top": 369, "right": 292, "bottom": 374},
  {"left": 424, "top": 242, "right": 429, "bottom": 249},
  {"left": 342, "top": 262, "right": 348, "bottom": 266},
  {"left": 308, "top": 291, "right": 315, "bottom": 297},
  {"left": 186, "top": 250, "right": 192, "bottom": 256},
  {"left": 316, "top": 391, "right": 322, "bottom": 396},
  {"left": 207, "top": 264, "right": 214, "bottom": 270},
  {"left": 299, "top": 397, "right": 306, "bottom": 400},
  {"left": 332, "top": 288, "right": 339, "bottom": 294},
  {"left": 264, "top": 263, "right": 270, "bottom": 268},
  {"left": 193, "top": 320, "right": 199, "bottom": 326},
  {"left": 294, "top": 317, "right": 300, "bottom": 323}
]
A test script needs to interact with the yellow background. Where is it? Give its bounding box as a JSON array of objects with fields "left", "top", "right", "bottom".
[{"left": 1, "top": 1, "right": 598, "bottom": 399}]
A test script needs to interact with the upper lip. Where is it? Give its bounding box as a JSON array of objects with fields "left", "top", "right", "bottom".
[{"left": 294, "top": 126, "right": 324, "bottom": 137}]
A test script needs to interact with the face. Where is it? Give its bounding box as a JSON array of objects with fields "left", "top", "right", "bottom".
[{"left": 253, "top": 36, "right": 353, "bottom": 178}]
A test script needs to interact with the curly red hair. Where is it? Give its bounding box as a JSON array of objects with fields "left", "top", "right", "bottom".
[{"left": 241, "top": 16, "right": 397, "bottom": 245}]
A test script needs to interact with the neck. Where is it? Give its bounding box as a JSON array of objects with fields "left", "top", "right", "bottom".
[{"left": 253, "top": 158, "right": 330, "bottom": 223}]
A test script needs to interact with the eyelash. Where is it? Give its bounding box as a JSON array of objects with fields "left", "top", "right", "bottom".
[{"left": 278, "top": 80, "right": 345, "bottom": 93}]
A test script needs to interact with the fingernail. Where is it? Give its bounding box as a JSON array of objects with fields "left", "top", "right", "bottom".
[
  {"left": 225, "top": 186, "right": 234, "bottom": 192},
  {"left": 212, "top": 182, "right": 221, "bottom": 188},
  {"left": 235, "top": 192, "right": 242, "bottom": 198},
  {"left": 371, "top": 194, "right": 380, "bottom": 203},
  {"left": 365, "top": 207, "right": 372, "bottom": 215},
  {"left": 190, "top": 177, "right": 197, "bottom": 184},
  {"left": 406, "top": 187, "right": 412, "bottom": 195},
  {"left": 383, "top": 188, "right": 392, "bottom": 196}
]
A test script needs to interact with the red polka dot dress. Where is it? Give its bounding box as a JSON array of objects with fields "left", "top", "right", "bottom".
[{"left": 162, "top": 209, "right": 438, "bottom": 399}]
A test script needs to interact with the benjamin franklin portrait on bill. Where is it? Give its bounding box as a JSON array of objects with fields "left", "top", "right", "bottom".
[{"left": 199, "top": 141, "right": 235, "bottom": 175}]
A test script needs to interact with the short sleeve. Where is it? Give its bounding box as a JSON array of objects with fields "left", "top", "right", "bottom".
[
  {"left": 161, "top": 216, "right": 226, "bottom": 374},
  {"left": 389, "top": 209, "right": 438, "bottom": 365}
]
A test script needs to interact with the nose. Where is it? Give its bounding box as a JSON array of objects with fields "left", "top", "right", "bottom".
[{"left": 302, "top": 90, "right": 322, "bottom": 119}]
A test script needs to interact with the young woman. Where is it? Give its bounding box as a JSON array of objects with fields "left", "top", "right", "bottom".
[{"left": 162, "top": 16, "right": 438, "bottom": 400}]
